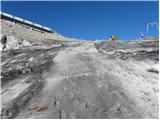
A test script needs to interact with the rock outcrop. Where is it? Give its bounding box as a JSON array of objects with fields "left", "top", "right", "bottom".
[
  {"left": 1, "top": 40, "right": 159, "bottom": 119},
  {"left": 0, "top": 19, "right": 80, "bottom": 50}
]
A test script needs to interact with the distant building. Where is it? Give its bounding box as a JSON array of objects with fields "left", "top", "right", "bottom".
[{"left": 0, "top": 12, "right": 54, "bottom": 33}]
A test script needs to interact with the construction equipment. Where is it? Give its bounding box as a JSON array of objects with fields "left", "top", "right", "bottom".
[
  {"left": 143, "top": 21, "right": 159, "bottom": 40},
  {"left": 109, "top": 35, "right": 118, "bottom": 41}
]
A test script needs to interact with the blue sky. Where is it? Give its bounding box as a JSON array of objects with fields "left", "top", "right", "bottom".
[{"left": 1, "top": 1, "right": 159, "bottom": 40}]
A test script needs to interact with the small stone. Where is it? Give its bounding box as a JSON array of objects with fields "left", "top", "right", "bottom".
[{"left": 25, "top": 79, "right": 30, "bottom": 83}]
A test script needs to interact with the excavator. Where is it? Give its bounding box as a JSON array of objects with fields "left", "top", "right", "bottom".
[
  {"left": 108, "top": 35, "right": 118, "bottom": 41},
  {"left": 142, "top": 21, "right": 159, "bottom": 40},
  {"left": 95, "top": 35, "right": 118, "bottom": 49},
  {"left": 106, "top": 22, "right": 158, "bottom": 42}
]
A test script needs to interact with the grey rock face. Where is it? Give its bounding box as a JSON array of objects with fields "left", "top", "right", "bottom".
[
  {"left": 1, "top": 46, "right": 61, "bottom": 118},
  {"left": 0, "top": 19, "right": 82, "bottom": 51},
  {"left": 1, "top": 40, "right": 159, "bottom": 119},
  {"left": 95, "top": 40, "right": 159, "bottom": 61}
]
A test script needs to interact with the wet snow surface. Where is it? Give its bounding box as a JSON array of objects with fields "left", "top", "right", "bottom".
[{"left": 1, "top": 40, "right": 159, "bottom": 119}]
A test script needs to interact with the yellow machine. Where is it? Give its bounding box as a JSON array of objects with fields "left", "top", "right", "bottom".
[{"left": 109, "top": 36, "right": 118, "bottom": 41}]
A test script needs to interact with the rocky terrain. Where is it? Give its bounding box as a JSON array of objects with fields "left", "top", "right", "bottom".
[
  {"left": 0, "top": 19, "right": 80, "bottom": 50},
  {"left": 0, "top": 18, "right": 159, "bottom": 119}
]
